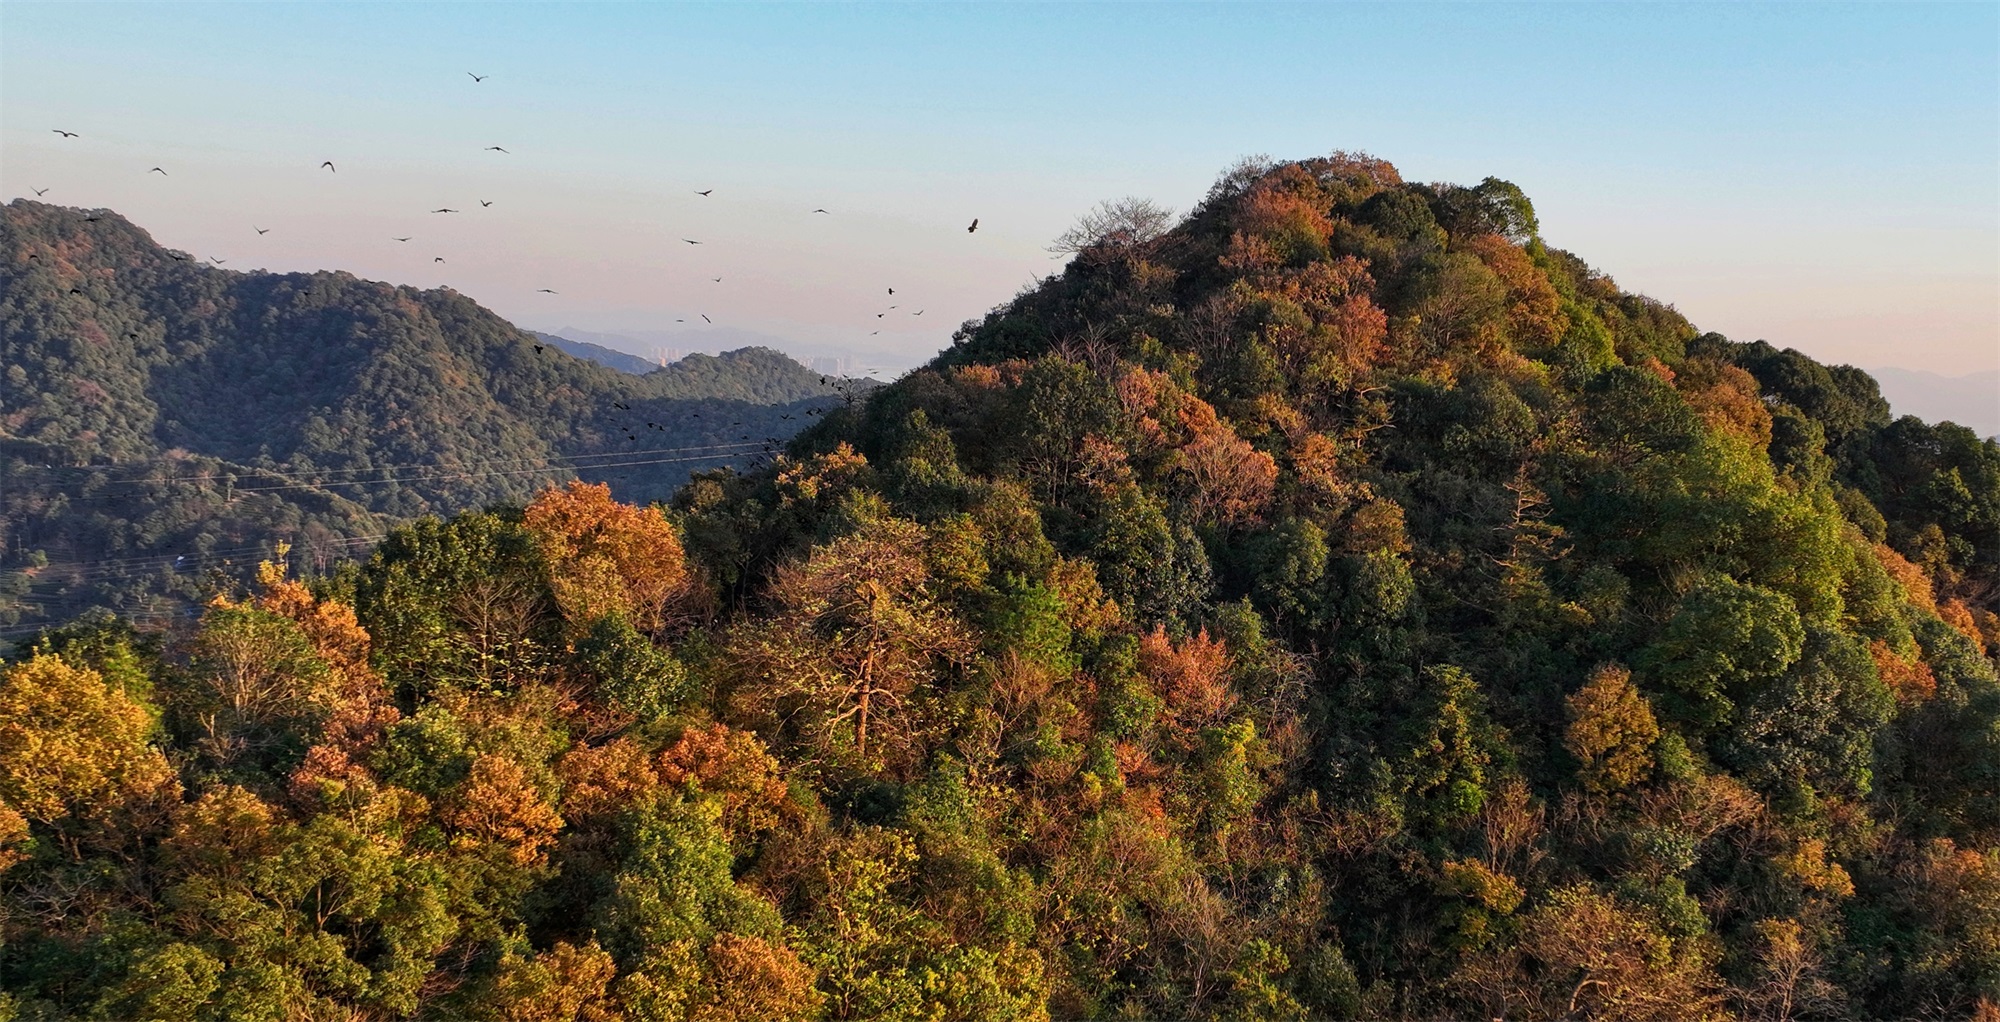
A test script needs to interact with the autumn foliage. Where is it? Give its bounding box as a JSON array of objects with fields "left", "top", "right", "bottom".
[{"left": 5, "top": 154, "right": 1998, "bottom": 1021}]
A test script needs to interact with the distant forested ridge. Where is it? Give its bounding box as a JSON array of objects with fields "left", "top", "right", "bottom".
[
  {"left": 530, "top": 331, "right": 662, "bottom": 375},
  {"left": 4, "top": 157, "right": 1999, "bottom": 1021},
  {"left": 0, "top": 200, "right": 866, "bottom": 639}
]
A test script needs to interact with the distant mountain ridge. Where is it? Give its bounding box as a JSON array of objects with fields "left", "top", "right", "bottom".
[
  {"left": 528, "top": 331, "right": 660, "bottom": 374},
  {"left": 0, "top": 199, "right": 870, "bottom": 636}
]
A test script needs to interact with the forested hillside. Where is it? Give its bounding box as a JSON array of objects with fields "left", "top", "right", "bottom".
[
  {"left": 0, "top": 200, "right": 863, "bottom": 639},
  {"left": 4, "top": 156, "right": 1999, "bottom": 1021}
]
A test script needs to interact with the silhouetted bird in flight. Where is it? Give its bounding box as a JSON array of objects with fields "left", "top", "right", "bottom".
[
  {"left": 52, "top": 129, "right": 78, "bottom": 138},
  {"left": 888, "top": 288, "right": 895, "bottom": 295},
  {"left": 913, "top": 309, "right": 924, "bottom": 316},
  {"left": 480, "top": 199, "right": 494, "bottom": 207},
  {"left": 537, "top": 288, "right": 557, "bottom": 293},
  {"left": 534, "top": 344, "right": 545, "bottom": 353},
  {"left": 254, "top": 226, "right": 270, "bottom": 234},
  {"left": 166, "top": 252, "right": 187, "bottom": 260},
  {"left": 701, "top": 314, "right": 712, "bottom": 323},
  {"left": 812, "top": 208, "right": 829, "bottom": 214},
  {"left": 392, "top": 236, "right": 412, "bottom": 242},
  {"left": 434, "top": 257, "right": 445, "bottom": 263},
  {"left": 432, "top": 208, "right": 458, "bottom": 213},
  {"left": 210, "top": 257, "right": 226, "bottom": 265},
  {"left": 967, "top": 218, "right": 979, "bottom": 233},
  {"left": 696, "top": 189, "right": 713, "bottom": 196},
  {"left": 149, "top": 167, "right": 167, "bottom": 175},
  {"left": 683, "top": 239, "right": 701, "bottom": 245},
  {"left": 485, "top": 146, "right": 509, "bottom": 153},
  {"left": 321, "top": 161, "right": 335, "bottom": 172},
  {"left": 32, "top": 187, "right": 49, "bottom": 196},
  {"left": 468, "top": 72, "right": 488, "bottom": 82},
  {"left": 68, "top": 288, "right": 83, "bottom": 295},
  {"left": 877, "top": 314, "right": 884, "bottom": 318},
  {"left": 712, "top": 277, "right": 722, "bottom": 283}
]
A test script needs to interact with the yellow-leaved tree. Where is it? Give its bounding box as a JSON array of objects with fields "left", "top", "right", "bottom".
[
  {"left": 0, "top": 653, "right": 178, "bottom": 861},
  {"left": 731, "top": 517, "right": 975, "bottom": 771}
]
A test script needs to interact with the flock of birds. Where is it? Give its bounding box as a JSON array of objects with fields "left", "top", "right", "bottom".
[
  {"left": 37, "top": 68, "right": 983, "bottom": 363},
  {"left": 32, "top": 72, "right": 998, "bottom": 474}
]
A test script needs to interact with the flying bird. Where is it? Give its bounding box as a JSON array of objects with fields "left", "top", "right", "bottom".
[
  {"left": 434, "top": 256, "right": 445, "bottom": 263},
  {"left": 149, "top": 167, "right": 167, "bottom": 175},
  {"left": 32, "top": 187, "right": 49, "bottom": 196},
  {"left": 52, "top": 129, "right": 78, "bottom": 138},
  {"left": 484, "top": 146, "right": 509, "bottom": 153},
  {"left": 536, "top": 288, "right": 557, "bottom": 294},
  {"left": 811, "top": 208, "right": 829, "bottom": 214},
  {"left": 254, "top": 226, "right": 270, "bottom": 235},
  {"left": 711, "top": 277, "right": 722, "bottom": 283},
  {"left": 695, "top": 189, "right": 713, "bottom": 196},
  {"left": 967, "top": 218, "right": 979, "bottom": 233},
  {"left": 321, "top": 161, "right": 335, "bottom": 172},
  {"left": 683, "top": 239, "right": 701, "bottom": 245},
  {"left": 432, "top": 208, "right": 458, "bottom": 213},
  {"left": 534, "top": 344, "right": 544, "bottom": 353},
  {"left": 701, "top": 314, "right": 712, "bottom": 324},
  {"left": 468, "top": 72, "right": 488, "bottom": 82},
  {"left": 480, "top": 199, "right": 494, "bottom": 207},
  {"left": 888, "top": 288, "right": 895, "bottom": 295},
  {"left": 209, "top": 257, "right": 226, "bottom": 265},
  {"left": 913, "top": 309, "right": 925, "bottom": 315},
  {"left": 392, "top": 236, "right": 412, "bottom": 242}
]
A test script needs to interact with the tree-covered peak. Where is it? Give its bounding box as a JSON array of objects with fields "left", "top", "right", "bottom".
[{"left": 5, "top": 157, "right": 1999, "bottom": 1020}]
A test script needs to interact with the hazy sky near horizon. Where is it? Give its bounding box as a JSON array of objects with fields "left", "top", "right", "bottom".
[{"left": 3, "top": 2, "right": 1995, "bottom": 376}]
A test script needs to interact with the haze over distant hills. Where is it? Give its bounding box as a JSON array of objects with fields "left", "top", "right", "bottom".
[
  {"left": 0, "top": 200, "right": 869, "bottom": 637},
  {"left": 527, "top": 331, "right": 660, "bottom": 375},
  {"left": 541, "top": 324, "right": 930, "bottom": 379},
  {"left": 1869, "top": 367, "right": 1999, "bottom": 439}
]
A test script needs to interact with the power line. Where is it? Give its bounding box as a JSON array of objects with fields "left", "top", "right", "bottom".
[
  {"left": 29, "top": 442, "right": 768, "bottom": 507},
  {"left": 77, "top": 439, "right": 767, "bottom": 490}
]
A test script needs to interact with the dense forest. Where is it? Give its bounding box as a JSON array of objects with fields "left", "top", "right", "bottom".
[
  {"left": 0, "top": 199, "right": 867, "bottom": 639},
  {"left": 4, "top": 155, "right": 1999, "bottom": 1020}
]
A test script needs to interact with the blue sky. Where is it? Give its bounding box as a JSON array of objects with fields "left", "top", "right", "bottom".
[{"left": 3, "top": 2, "right": 1995, "bottom": 375}]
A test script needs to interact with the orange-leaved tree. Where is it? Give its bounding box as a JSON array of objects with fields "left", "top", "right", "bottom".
[{"left": 524, "top": 480, "right": 690, "bottom": 634}]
